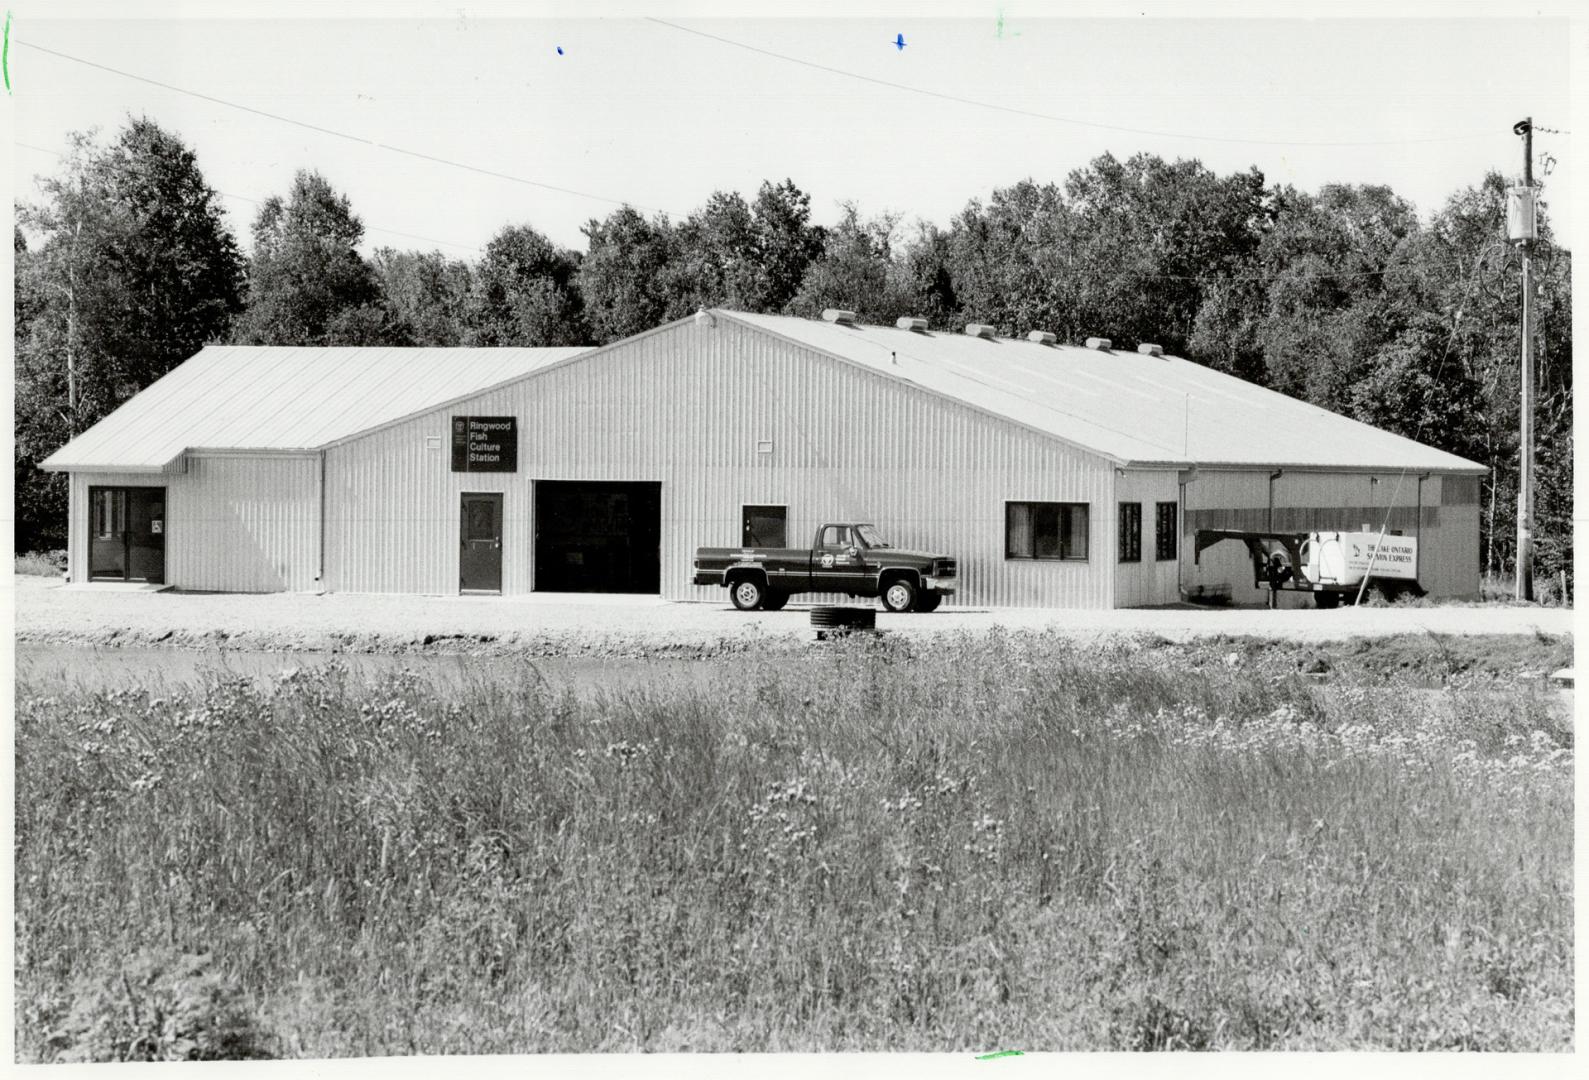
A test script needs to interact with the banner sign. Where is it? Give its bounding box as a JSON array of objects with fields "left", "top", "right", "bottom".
[
  {"left": 1344, "top": 533, "right": 1417, "bottom": 581},
  {"left": 451, "top": 416, "right": 517, "bottom": 473}
]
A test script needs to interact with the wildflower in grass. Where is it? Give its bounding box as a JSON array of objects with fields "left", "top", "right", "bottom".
[
  {"left": 603, "top": 740, "right": 651, "bottom": 762},
  {"left": 128, "top": 772, "right": 163, "bottom": 793},
  {"left": 12, "top": 632, "right": 1574, "bottom": 1054}
]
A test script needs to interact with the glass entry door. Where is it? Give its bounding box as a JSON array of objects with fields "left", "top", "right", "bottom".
[{"left": 88, "top": 486, "right": 165, "bottom": 583}]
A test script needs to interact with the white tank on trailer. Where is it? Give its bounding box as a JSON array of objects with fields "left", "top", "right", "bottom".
[{"left": 1302, "top": 531, "right": 1418, "bottom": 585}]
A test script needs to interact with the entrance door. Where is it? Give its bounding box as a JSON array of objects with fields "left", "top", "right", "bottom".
[
  {"left": 742, "top": 505, "right": 788, "bottom": 548},
  {"left": 88, "top": 486, "right": 165, "bottom": 583},
  {"left": 460, "top": 493, "right": 503, "bottom": 593}
]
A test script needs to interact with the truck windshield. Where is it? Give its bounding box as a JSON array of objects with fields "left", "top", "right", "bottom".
[{"left": 855, "top": 524, "right": 889, "bottom": 548}]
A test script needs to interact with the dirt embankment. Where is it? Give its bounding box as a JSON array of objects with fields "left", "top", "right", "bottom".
[{"left": 12, "top": 575, "right": 1573, "bottom": 668}]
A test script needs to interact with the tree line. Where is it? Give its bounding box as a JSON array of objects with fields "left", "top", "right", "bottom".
[{"left": 14, "top": 117, "right": 1573, "bottom": 589}]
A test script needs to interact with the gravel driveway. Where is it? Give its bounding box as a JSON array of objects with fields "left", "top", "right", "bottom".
[{"left": 9, "top": 575, "right": 1574, "bottom": 657}]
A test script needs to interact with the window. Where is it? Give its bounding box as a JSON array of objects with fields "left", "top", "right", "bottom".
[
  {"left": 1005, "top": 502, "right": 1088, "bottom": 561},
  {"left": 1155, "top": 502, "right": 1178, "bottom": 561},
  {"left": 854, "top": 524, "right": 890, "bottom": 548},
  {"left": 819, "top": 524, "right": 853, "bottom": 549},
  {"left": 92, "top": 489, "right": 127, "bottom": 540},
  {"left": 1118, "top": 503, "right": 1142, "bottom": 563},
  {"left": 742, "top": 505, "right": 787, "bottom": 548}
]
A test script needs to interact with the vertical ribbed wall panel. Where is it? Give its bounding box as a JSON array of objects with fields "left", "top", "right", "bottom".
[
  {"left": 1113, "top": 469, "right": 1181, "bottom": 607},
  {"left": 325, "top": 318, "right": 1120, "bottom": 607},
  {"left": 171, "top": 456, "right": 321, "bottom": 592},
  {"left": 66, "top": 458, "right": 319, "bottom": 592}
]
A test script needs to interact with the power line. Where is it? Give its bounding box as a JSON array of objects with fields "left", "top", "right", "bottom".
[
  {"left": 646, "top": 18, "right": 1493, "bottom": 149},
  {"left": 14, "top": 140, "right": 484, "bottom": 254},
  {"left": 15, "top": 39, "right": 664, "bottom": 214}
]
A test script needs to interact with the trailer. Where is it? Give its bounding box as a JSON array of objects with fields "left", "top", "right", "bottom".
[{"left": 1194, "top": 529, "right": 1423, "bottom": 609}]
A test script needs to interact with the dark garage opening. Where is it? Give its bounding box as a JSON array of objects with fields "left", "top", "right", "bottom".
[{"left": 534, "top": 480, "right": 662, "bottom": 593}]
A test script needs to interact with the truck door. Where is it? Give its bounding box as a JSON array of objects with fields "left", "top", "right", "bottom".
[{"left": 813, "top": 524, "right": 868, "bottom": 595}]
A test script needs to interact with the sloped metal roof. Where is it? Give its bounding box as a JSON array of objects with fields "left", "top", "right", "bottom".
[
  {"left": 722, "top": 311, "right": 1485, "bottom": 473},
  {"left": 40, "top": 345, "right": 591, "bottom": 471}
]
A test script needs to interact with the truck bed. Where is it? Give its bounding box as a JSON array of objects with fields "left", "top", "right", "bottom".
[{"left": 692, "top": 547, "right": 820, "bottom": 590}]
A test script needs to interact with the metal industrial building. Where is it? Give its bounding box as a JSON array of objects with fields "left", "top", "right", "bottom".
[{"left": 42, "top": 309, "right": 1486, "bottom": 608}]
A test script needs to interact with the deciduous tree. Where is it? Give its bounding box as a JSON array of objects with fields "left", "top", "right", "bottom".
[
  {"left": 233, "top": 170, "right": 402, "bottom": 346},
  {"left": 468, "top": 225, "right": 587, "bottom": 346},
  {"left": 14, "top": 119, "right": 244, "bottom": 550},
  {"left": 372, "top": 248, "right": 477, "bottom": 346}
]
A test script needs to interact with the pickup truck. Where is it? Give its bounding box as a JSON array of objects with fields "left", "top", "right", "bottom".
[{"left": 692, "top": 522, "right": 958, "bottom": 612}]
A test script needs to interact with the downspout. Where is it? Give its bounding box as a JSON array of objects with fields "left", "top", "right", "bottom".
[
  {"left": 1266, "top": 469, "right": 1284, "bottom": 609},
  {"left": 1176, "top": 467, "right": 1198, "bottom": 601},
  {"left": 1415, "top": 472, "right": 1431, "bottom": 583},
  {"left": 317, "top": 449, "right": 327, "bottom": 593},
  {"left": 1111, "top": 467, "right": 1124, "bottom": 609}
]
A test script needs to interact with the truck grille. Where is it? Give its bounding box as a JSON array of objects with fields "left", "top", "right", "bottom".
[{"left": 933, "top": 559, "right": 957, "bottom": 578}]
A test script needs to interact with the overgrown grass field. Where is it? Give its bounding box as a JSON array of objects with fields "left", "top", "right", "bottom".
[{"left": 14, "top": 633, "right": 1574, "bottom": 1057}]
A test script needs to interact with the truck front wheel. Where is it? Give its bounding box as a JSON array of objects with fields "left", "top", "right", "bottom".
[
  {"left": 881, "top": 578, "right": 918, "bottom": 613},
  {"left": 731, "top": 578, "right": 767, "bottom": 611},
  {"left": 914, "top": 592, "right": 942, "bottom": 613}
]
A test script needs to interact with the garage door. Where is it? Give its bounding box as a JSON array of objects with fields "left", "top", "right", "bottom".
[{"left": 534, "top": 480, "right": 662, "bottom": 593}]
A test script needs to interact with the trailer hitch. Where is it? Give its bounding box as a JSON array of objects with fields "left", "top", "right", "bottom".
[{"left": 1193, "top": 529, "right": 1315, "bottom": 589}]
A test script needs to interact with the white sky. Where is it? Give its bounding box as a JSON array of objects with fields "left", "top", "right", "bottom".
[{"left": 5, "top": 3, "right": 1581, "bottom": 260}]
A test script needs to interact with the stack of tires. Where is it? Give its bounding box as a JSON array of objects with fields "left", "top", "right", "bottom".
[{"left": 810, "top": 605, "right": 877, "bottom": 640}]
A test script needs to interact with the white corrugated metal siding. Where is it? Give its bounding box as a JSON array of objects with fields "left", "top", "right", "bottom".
[
  {"left": 326, "top": 317, "right": 1119, "bottom": 607},
  {"left": 1114, "top": 470, "right": 1182, "bottom": 607},
  {"left": 67, "top": 457, "right": 321, "bottom": 592},
  {"left": 169, "top": 455, "right": 322, "bottom": 592}
]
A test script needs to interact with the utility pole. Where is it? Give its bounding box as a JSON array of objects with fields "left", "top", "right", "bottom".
[{"left": 1512, "top": 118, "right": 1536, "bottom": 601}]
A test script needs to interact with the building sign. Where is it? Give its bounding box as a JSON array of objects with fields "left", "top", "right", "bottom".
[{"left": 451, "top": 416, "right": 518, "bottom": 473}]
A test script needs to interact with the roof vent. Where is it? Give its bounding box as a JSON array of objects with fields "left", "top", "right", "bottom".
[
  {"left": 1026, "top": 330, "right": 1057, "bottom": 345},
  {"left": 964, "top": 323, "right": 997, "bottom": 340},
  {"left": 895, "top": 317, "right": 929, "bottom": 332},
  {"left": 1137, "top": 343, "right": 1165, "bottom": 357},
  {"left": 1085, "top": 337, "right": 1113, "bottom": 351},
  {"left": 821, "top": 309, "right": 858, "bottom": 326}
]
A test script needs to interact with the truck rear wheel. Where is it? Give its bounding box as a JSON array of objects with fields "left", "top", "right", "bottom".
[
  {"left": 1315, "top": 591, "right": 1341, "bottom": 610},
  {"left": 730, "top": 578, "right": 767, "bottom": 611},
  {"left": 762, "top": 590, "right": 790, "bottom": 611},
  {"left": 881, "top": 578, "right": 918, "bottom": 613}
]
